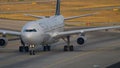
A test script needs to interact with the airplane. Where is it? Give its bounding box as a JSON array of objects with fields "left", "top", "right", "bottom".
[{"left": 0, "top": 0, "right": 120, "bottom": 55}]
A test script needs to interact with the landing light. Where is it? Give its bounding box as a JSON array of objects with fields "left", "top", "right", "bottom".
[{"left": 30, "top": 45, "right": 35, "bottom": 48}]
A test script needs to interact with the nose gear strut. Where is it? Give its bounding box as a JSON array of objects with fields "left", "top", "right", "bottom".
[{"left": 29, "top": 45, "right": 35, "bottom": 55}]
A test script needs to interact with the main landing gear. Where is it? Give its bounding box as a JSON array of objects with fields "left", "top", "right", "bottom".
[
  {"left": 63, "top": 36, "right": 74, "bottom": 51},
  {"left": 19, "top": 39, "right": 29, "bottom": 52},
  {"left": 19, "top": 46, "right": 29, "bottom": 52},
  {"left": 43, "top": 45, "right": 51, "bottom": 51}
]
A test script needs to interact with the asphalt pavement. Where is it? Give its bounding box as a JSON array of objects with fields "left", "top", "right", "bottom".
[
  {"left": 0, "top": 19, "right": 120, "bottom": 68},
  {"left": 0, "top": 31, "right": 119, "bottom": 68}
]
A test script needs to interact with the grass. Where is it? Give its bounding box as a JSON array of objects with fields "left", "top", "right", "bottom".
[{"left": 0, "top": 0, "right": 120, "bottom": 26}]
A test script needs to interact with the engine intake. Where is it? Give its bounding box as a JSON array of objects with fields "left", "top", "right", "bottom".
[
  {"left": 77, "top": 36, "right": 86, "bottom": 45},
  {"left": 0, "top": 37, "right": 8, "bottom": 47}
]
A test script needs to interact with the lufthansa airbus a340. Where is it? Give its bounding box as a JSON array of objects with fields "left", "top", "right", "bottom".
[{"left": 0, "top": 0, "right": 120, "bottom": 55}]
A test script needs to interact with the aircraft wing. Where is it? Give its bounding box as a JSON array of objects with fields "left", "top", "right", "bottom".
[
  {"left": 64, "top": 12, "right": 98, "bottom": 20},
  {"left": 53, "top": 26, "right": 120, "bottom": 38},
  {"left": 0, "top": 30, "right": 21, "bottom": 36}
]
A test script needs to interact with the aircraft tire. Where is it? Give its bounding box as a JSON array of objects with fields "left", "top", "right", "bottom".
[
  {"left": 43, "top": 46, "right": 47, "bottom": 51},
  {"left": 64, "top": 46, "right": 68, "bottom": 51},
  {"left": 47, "top": 46, "right": 51, "bottom": 51},
  {"left": 29, "top": 50, "right": 35, "bottom": 55},
  {"left": 25, "top": 46, "right": 29, "bottom": 52},
  {"left": 33, "top": 50, "right": 35, "bottom": 55},
  {"left": 29, "top": 50, "right": 32, "bottom": 55},
  {"left": 69, "top": 45, "right": 74, "bottom": 51},
  {"left": 19, "top": 46, "right": 23, "bottom": 52}
]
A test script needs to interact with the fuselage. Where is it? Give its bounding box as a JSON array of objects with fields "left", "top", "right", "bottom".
[{"left": 21, "top": 15, "right": 64, "bottom": 45}]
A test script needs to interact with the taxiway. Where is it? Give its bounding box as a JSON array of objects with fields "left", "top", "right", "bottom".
[
  {"left": 0, "top": 19, "right": 120, "bottom": 68},
  {"left": 0, "top": 31, "right": 120, "bottom": 68}
]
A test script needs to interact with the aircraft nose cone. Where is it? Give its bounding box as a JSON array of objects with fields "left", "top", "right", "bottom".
[
  {"left": 21, "top": 33, "right": 34, "bottom": 44},
  {"left": 24, "top": 33, "right": 33, "bottom": 39},
  {"left": 21, "top": 32, "right": 44, "bottom": 45}
]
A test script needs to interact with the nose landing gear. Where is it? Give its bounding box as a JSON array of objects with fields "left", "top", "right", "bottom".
[{"left": 29, "top": 45, "right": 35, "bottom": 55}]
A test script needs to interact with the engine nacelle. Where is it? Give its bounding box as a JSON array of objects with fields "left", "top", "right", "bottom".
[
  {"left": 77, "top": 36, "right": 86, "bottom": 45},
  {"left": 0, "top": 37, "right": 8, "bottom": 47}
]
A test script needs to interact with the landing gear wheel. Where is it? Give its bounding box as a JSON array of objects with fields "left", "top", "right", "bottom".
[
  {"left": 33, "top": 50, "right": 35, "bottom": 55},
  {"left": 43, "top": 46, "right": 47, "bottom": 51},
  {"left": 19, "top": 46, "right": 29, "bottom": 52},
  {"left": 29, "top": 50, "right": 35, "bottom": 55},
  {"left": 69, "top": 45, "right": 74, "bottom": 51},
  {"left": 29, "top": 50, "right": 32, "bottom": 55},
  {"left": 63, "top": 36, "right": 75, "bottom": 51},
  {"left": 25, "top": 46, "right": 29, "bottom": 52},
  {"left": 47, "top": 46, "right": 51, "bottom": 51},
  {"left": 64, "top": 46, "right": 68, "bottom": 51},
  {"left": 19, "top": 46, "right": 23, "bottom": 52},
  {"left": 43, "top": 45, "right": 51, "bottom": 51}
]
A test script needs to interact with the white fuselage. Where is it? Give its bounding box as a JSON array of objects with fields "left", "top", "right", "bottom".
[{"left": 21, "top": 15, "right": 64, "bottom": 46}]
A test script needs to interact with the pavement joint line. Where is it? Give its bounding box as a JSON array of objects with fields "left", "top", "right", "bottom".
[{"left": 44, "top": 52, "right": 94, "bottom": 68}]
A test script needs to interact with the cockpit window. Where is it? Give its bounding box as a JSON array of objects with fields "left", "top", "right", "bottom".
[{"left": 24, "top": 29, "right": 37, "bottom": 32}]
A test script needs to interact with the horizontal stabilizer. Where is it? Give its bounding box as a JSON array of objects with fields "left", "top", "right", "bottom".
[
  {"left": 64, "top": 12, "right": 99, "bottom": 20},
  {"left": 24, "top": 14, "right": 46, "bottom": 19}
]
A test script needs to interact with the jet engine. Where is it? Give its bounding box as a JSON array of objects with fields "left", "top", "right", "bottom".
[
  {"left": 0, "top": 37, "right": 8, "bottom": 47},
  {"left": 77, "top": 36, "right": 86, "bottom": 45}
]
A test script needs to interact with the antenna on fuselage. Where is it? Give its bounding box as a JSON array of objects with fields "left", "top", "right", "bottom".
[{"left": 55, "top": 0, "right": 60, "bottom": 15}]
